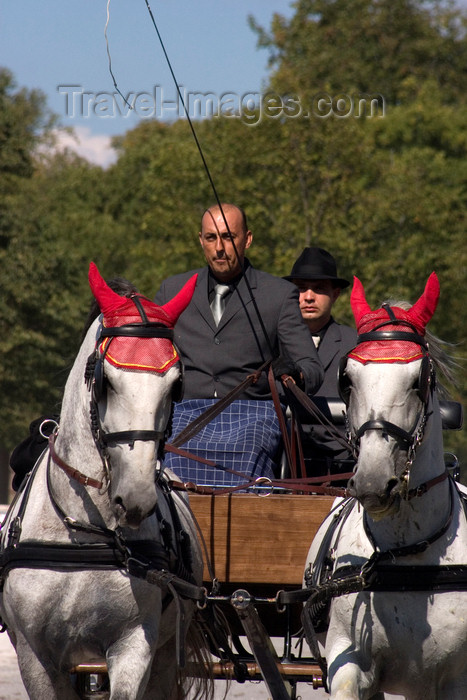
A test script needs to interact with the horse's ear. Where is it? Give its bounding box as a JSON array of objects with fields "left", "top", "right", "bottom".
[
  {"left": 408, "top": 272, "right": 440, "bottom": 332},
  {"left": 88, "top": 262, "right": 127, "bottom": 315},
  {"left": 160, "top": 274, "right": 197, "bottom": 326},
  {"left": 350, "top": 276, "right": 372, "bottom": 326}
]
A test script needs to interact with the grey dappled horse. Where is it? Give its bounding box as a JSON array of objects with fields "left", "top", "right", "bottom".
[
  {"left": 0, "top": 263, "right": 209, "bottom": 700},
  {"left": 304, "top": 273, "right": 467, "bottom": 700}
]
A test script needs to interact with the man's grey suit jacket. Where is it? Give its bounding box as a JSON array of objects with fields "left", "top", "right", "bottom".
[
  {"left": 315, "top": 319, "right": 357, "bottom": 400},
  {"left": 154, "top": 261, "right": 323, "bottom": 400}
]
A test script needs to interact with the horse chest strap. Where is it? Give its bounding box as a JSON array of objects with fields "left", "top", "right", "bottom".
[
  {"left": 369, "top": 564, "right": 467, "bottom": 591},
  {"left": 333, "top": 563, "right": 467, "bottom": 593}
]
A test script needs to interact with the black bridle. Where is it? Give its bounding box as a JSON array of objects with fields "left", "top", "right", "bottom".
[
  {"left": 82, "top": 296, "right": 183, "bottom": 488},
  {"left": 89, "top": 326, "right": 175, "bottom": 443},
  {"left": 339, "top": 313, "right": 436, "bottom": 495}
]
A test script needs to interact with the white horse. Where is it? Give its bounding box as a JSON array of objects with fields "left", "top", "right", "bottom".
[
  {"left": 303, "top": 273, "right": 467, "bottom": 700},
  {"left": 0, "top": 263, "right": 210, "bottom": 700}
]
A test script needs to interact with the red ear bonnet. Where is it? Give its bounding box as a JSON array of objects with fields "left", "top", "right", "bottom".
[
  {"left": 88, "top": 262, "right": 197, "bottom": 327},
  {"left": 407, "top": 271, "right": 439, "bottom": 331},
  {"left": 350, "top": 276, "right": 372, "bottom": 327},
  {"left": 89, "top": 262, "right": 128, "bottom": 316},
  {"left": 88, "top": 262, "right": 197, "bottom": 373},
  {"left": 349, "top": 273, "right": 439, "bottom": 364},
  {"left": 160, "top": 273, "right": 198, "bottom": 326}
]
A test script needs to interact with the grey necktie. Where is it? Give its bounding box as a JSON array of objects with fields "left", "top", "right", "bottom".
[{"left": 211, "top": 283, "right": 230, "bottom": 326}]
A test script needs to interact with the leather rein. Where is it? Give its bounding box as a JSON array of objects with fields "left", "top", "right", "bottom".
[{"left": 164, "top": 364, "right": 353, "bottom": 497}]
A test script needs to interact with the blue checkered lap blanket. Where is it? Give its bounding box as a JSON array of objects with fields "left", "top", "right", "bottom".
[{"left": 164, "top": 399, "right": 283, "bottom": 487}]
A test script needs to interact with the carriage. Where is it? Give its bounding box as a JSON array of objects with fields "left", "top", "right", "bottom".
[{"left": 0, "top": 266, "right": 465, "bottom": 700}]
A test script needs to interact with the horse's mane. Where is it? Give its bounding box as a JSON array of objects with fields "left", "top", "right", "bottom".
[{"left": 385, "top": 298, "right": 461, "bottom": 398}]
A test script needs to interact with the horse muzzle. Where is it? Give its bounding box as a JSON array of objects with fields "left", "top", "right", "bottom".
[
  {"left": 112, "top": 486, "right": 158, "bottom": 529},
  {"left": 347, "top": 473, "right": 401, "bottom": 520}
]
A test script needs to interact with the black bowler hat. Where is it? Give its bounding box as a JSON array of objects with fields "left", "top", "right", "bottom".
[{"left": 284, "top": 247, "right": 350, "bottom": 288}]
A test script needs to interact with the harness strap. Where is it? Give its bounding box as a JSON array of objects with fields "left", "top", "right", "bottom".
[
  {"left": 407, "top": 469, "right": 449, "bottom": 500},
  {"left": 102, "top": 429, "right": 165, "bottom": 446},
  {"left": 357, "top": 329, "right": 428, "bottom": 347},
  {"left": 144, "top": 568, "right": 206, "bottom": 603},
  {"left": 48, "top": 433, "right": 103, "bottom": 489},
  {"left": 364, "top": 474, "right": 454, "bottom": 556},
  {"left": 355, "top": 419, "right": 414, "bottom": 445},
  {"left": 282, "top": 380, "right": 353, "bottom": 454},
  {"left": 268, "top": 367, "right": 298, "bottom": 479},
  {"left": 165, "top": 466, "right": 351, "bottom": 496},
  {"left": 335, "top": 563, "right": 467, "bottom": 592},
  {"left": 0, "top": 542, "right": 127, "bottom": 575}
]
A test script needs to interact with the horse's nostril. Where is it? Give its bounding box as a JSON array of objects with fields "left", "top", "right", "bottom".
[
  {"left": 347, "top": 477, "right": 356, "bottom": 496},
  {"left": 113, "top": 496, "right": 126, "bottom": 516},
  {"left": 386, "top": 478, "right": 399, "bottom": 497}
]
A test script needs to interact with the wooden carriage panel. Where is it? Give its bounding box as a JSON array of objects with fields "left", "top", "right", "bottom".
[{"left": 189, "top": 493, "right": 335, "bottom": 586}]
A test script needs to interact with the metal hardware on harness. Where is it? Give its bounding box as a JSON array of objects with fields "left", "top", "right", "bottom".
[
  {"left": 445, "top": 452, "right": 460, "bottom": 481},
  {"left": 39, "top": 418, "right": 59, "bottom": 439},
  {"left": 252, "top": 476, "right": 273, "bottom": 497}
]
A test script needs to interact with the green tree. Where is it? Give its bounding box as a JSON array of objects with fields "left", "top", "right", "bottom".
[
  {"left": 0, "top": 71, "right": 128, "bottom": 448},
  {"left": 0, "top": 68, "right": 55, "bottom": 246},
  {"left": 248, "top": 0, "right": 467, "bottom": 465},
  {"left": 0, "top": 149, "right": 127, "bottom": 447},
  {"left": 250, "top": 0, "right": 467, "bottom": 105}
]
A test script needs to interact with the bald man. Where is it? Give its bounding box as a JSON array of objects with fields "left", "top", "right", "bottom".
[{"left": 154, "top": 203, "right": 323, "bottom": 486}]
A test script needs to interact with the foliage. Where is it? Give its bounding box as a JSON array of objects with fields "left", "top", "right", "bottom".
[{"left": 250, "top": 0, "right": 467, "bottom": 105}]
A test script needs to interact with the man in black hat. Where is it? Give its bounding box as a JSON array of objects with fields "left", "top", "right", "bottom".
[{"left": 284, "top": 247, "right": 357, "bottom": 477}]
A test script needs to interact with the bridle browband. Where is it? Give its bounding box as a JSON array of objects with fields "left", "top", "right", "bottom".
[
  {"left": 357, "top": 328, "right": 428, "bottom": 347},
  {"left": 99, "top": 325, "right": 174, "bottom": 339}
]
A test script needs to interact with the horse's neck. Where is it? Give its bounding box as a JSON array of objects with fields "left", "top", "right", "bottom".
[
  {"left": 48, "top": 321, "right": 115, "bottom": 527},
  {"left": 57, "top": 326, "right": 99, "bottom": 463}
]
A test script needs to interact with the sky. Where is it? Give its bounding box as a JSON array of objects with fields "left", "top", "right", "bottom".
[{"left": 1, "top": 1, "right": 295, "bottom": 167}]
